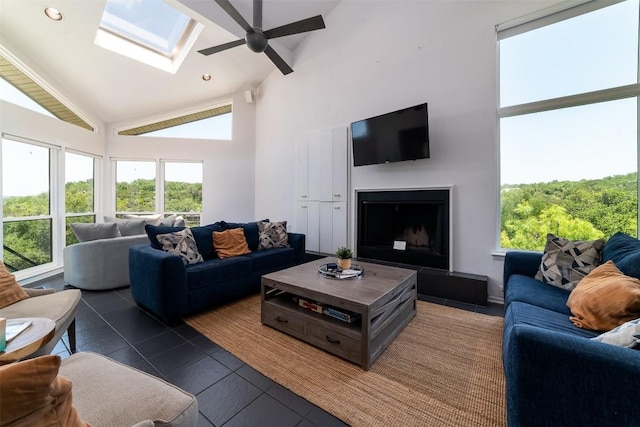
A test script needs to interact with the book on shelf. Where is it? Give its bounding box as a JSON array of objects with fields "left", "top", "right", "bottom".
[
  {"left": 297, "top": 297, "right": 324, "bottom": 314},
  {"left": 323, "top": 306, "right": 361, "bottom": 323}
]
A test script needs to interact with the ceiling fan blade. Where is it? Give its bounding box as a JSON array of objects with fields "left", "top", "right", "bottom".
[
  {"left": 264, "top": 15, "right": 325, "bottom": 39},
  {"left": 198, "top": 39, "right": 246, "bottom": 55},
  {"left": 264, "top": 45, "right": 293, "bottom": 75},
  {"left": 253, "top": 0, "right": 262, "bottom": 29},
  {"left": 215, "top": 0, "right": 253, "bottom": 33}
]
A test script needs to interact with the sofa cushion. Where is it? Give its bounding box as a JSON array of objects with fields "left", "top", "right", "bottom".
[
  {"left": 505, "top": 273, "right": 571, "bottom": 315},
  {"left": 505, "top": 301, "right": 598, "bottom": 339},
  {"left": 213, "top": 228, "right": 251, "bottom": 259},
  {"left": 220, "top": 219, "right": 268, "bottom": 251},
  {"left": 534, "top": 233, "right": 605, "bottom": 291},
  {"left": 104, "top": 216, "right": 146, "bottom": 236},
  {"left": 0, "top": 260, "right": 29, "bottom": 309},
  {"left": 592, "top": 317, "right": 640, "bottom": 348},
  {"left": 71, "top": 222, "right": 121, "bottom": 242},
  {"left": 145, "top": 224, "right": 185, "bottom": 250},
  {"left": 567, "top": 260, "right": 640, "bottom": 331},
  {"left": 602, "top": 231, "right": 640, "bottom": 279},
  {"left": 156, "top": 228, "right": 203, "bottom": 266},
  {"left": 0, "top": 355, "right": 88, "bottom": 427},
  {"left": 258, "top": 221, "right": 289, "bottom": 250},
  {"left": 186, "top": 257, "right": 252, "bottom": 289},
  {"left": 244, "top": 247, "right": 295, "bottom": 271},
  {"left": 190, "top": 223, "right": 224, "bottom": 259},
  {"left": 123, "top": 213, "right": 163, "bottom": 225}
]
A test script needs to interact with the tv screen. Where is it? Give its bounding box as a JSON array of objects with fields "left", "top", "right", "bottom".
[{"left": 351, "top": 103, "right": 430, "bottom": 167}]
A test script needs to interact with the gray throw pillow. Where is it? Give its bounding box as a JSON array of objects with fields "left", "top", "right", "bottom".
[
  {"left": 534, "top": 233, "right": 605, "bottom": 291},
  {"left": 160, "top": 214, "right": 177, "bottom": 226},
  {"left": 174, "top": 216, "right": 186, "bottom": 227},
  {"left": 122, "top": 213, "right": 163, "bottom": 225},
  {"left": 156, "top": 228, "right": 203, "bottom": 266},
  {"left": 258, "top": 221, "right": 289, "bottom": 250},
  {"left": 104, "top": 216, "right": 146, "bottom": 236},
  {"left": 70, "top": 223, "right": 121, "bottom": 242},
  {"left": 592, "top": 318, "right": 640, "bottom": 348}
]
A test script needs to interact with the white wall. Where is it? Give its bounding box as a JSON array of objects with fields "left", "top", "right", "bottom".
[
  {"left": 254, "top": 0, "right": 560, "bottom": 303},
  {"left": 106, "top": 90, "right": 257, "bottom": 224}
]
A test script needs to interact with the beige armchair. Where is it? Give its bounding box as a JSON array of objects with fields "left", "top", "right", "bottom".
[
  {"left": 0, "top": 352, "right": 198, "bottom": 427},
  {"left": 0, "top": 287, "right": 81, "bottom": 356}
]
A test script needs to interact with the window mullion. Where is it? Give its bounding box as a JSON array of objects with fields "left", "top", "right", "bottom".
[{"left": 499, "top": 83, "right": 640, "bottom": 118}]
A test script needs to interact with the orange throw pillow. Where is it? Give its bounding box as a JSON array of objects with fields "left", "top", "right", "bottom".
[
  {"left": 567, "top": 260, "right": 640, "bottom": 331},
  {"left": 0, "top": 260, "right": 29, "bottom": 309},
  {"left": 0, "top": 355, "right": 90, "bottom": 426},
  {"left": 213, "top": 228, "right": 251, "bottom": 259}
]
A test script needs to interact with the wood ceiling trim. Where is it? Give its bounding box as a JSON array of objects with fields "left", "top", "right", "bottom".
[
  {"left": 118, "top": 104, "right": 232, "bottom": 136},
  {"left": 0, "top": 55, "right": 94, "bottom": 131}
]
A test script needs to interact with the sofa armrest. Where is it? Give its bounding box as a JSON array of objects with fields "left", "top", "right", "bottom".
[
  {"left": 24, "top": 288, "right": 56, "bottom": 297},
  {"left": 128, "top": 244, "right": 188, "bottom": 323},
  {"left": 503, "top": 250, "right": 542, "bottom": 286},
  {"left": 504, "top": 323, "right": 640, "bottom": 427},
  {"left": 287, "top": 232, "right": 306, "bottom": 265}
]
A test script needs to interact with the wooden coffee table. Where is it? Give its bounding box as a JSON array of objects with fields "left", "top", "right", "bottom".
[{"left": 261, "top": 257, "right": 417, "bottom": 370}]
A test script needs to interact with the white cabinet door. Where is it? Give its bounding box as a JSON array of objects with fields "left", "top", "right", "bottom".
[
  {"left": 332, "top": 128, "right": 348, "bottom": 202},
  {"left": 307, "top": 129, "right": 333, "bottom": 201},
  {"left": 319, "top": 202, "right": 334, "bottom": 254},
  {"left": 306, "top": 201, "right": 320, "bottom": 252},
  {"left": 332, "top": 202, "right": 347, "bottom": 250},
  {"left": 295, "top": 134, "right": 309, "bottom": 200},
  {"left": 295, "top": 201, "right": 309, "bottom": 237}
]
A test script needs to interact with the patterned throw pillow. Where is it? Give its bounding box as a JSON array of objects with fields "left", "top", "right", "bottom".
[
  {"left": 534, "top": 233, "right": 605, "bottom": 291},
  {"left": 156, "top": 228, "right": 203, "bottom": 266},
  {"left": 258, "top": 221, "right": 289, "bottom": 250},
  {"left": 592, "top": 317, "right": 640, "bottom": 348}
]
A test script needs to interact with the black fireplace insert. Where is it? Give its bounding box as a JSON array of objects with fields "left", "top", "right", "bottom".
[{"left": 356, "top": 189, "right": 450, "bottom": 270}]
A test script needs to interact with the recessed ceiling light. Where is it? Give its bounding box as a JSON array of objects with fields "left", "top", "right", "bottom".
[
  {"left": 202, "top": 74, "right": 211, "bottom": 81},
  {"left": 44, "top": 7, "right": 63, "bottom": 21}
]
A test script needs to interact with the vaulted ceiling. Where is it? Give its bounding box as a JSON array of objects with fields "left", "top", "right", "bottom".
[{"left": 0, "top": 0, "right": 339, "bottom": 125}]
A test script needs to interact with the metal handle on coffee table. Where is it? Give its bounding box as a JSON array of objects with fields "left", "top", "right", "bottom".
[
  {"left": 325, "top": 336, "right": 340, "bottom": 344},
  {"left": 275, "top": 316, "right": 288, "bottom": 323}
]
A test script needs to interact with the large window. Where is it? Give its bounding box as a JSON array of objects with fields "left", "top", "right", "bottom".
[
  {"left": 115, "top": 160, "right": 156, "bottom": 214},
  {"left": 163, "top": 161, "right": 202, "bottom": 226},
  {"left": 65, "top": 152, "right": 96, "bottom": 246},
  {"left": 498, "top": 0, "right": 640, "bottom": 251},
  {"left": 2, "top": 137, "right": 54, "bottom": 272},
  {"left": 115, "top": 159, "right": 202, "bottom": 224}
]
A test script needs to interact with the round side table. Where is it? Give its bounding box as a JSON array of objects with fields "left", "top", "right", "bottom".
[{"left": 0, "top": 317, "right": 55, "bottom": 364}]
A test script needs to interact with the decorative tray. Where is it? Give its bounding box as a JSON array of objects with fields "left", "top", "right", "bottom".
[{"left": 318, "top": 263, "right": 364, "bottom": 280}]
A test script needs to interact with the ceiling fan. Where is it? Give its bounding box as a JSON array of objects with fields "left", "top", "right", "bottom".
[{"left": 198, "top": 0, "right": 326, "bottom": 75}]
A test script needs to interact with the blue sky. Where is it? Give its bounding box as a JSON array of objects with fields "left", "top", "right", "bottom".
[{"left": 499, "top": 0, "right": 639, "bottom": 185}]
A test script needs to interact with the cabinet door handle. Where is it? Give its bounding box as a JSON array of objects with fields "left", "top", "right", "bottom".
[
  {"left": 334, "top": 194, "right": 341, "bottom": 197},
  {"left": 301, "top": 195, "right": 308, "bottom": 198},
  {"left": 275, "top": 316, "right": 288, "bottom": 323},
  {"left": 301, "top": 205, "right": 307, "bottom": 208},
  {"left": 334, "top": 206, "right": 340, "bottom": 210},
  {"left": 325, "top": 336, "right": 340, "bottom": 345}
]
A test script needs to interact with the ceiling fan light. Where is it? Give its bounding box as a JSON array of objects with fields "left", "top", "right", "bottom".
[
  {"left": 44, "top": 7, "right": 63, "bottom": 21},
  {"left": 245, "top": 32, "right": 268, "bottom": 53}
]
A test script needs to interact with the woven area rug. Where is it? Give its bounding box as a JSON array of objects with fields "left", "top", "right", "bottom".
[{"left": 185, "top": 295, "right": 506, "bottom": 427}]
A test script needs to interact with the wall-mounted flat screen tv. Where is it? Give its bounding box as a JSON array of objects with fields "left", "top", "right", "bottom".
[{"left": 351, "top": 103, "right": 430, "bottom": 167}]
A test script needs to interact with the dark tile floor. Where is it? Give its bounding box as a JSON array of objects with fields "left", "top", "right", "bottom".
[{"left": 29, "top": 273, "right": 503, "bottom": 427}]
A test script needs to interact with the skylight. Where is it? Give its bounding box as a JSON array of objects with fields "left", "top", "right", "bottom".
[{"left": 95, "top": 0, "right": 202, "bottom": 73}]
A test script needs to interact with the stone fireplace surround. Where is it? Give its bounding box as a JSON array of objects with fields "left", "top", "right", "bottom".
[{"left": 355, "top": 187, "right": 488, "bottom": 306}]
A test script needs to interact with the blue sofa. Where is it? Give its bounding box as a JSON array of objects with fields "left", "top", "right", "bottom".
[
  {"left": 129, "top": 220, "right": 305, "bottom": 323},
  {"left": 503, "top": 233, "right": 640, "bottom": 427}
]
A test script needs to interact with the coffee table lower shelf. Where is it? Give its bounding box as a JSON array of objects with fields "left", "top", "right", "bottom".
[{"left": 261, "top": 275, "right": 417, "bottom": 370}]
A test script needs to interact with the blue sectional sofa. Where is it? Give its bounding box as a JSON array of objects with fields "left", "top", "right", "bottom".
[
  {"left": 129, "top": 220, "right": 305, "bottom": 323},
  {"left": 502, "top": 233, "right": 640, "bottom": 427}
]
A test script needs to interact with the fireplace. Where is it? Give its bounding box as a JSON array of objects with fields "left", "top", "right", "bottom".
[{"left": 356, "top": 189, "right": 450, "bottom": 270}]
